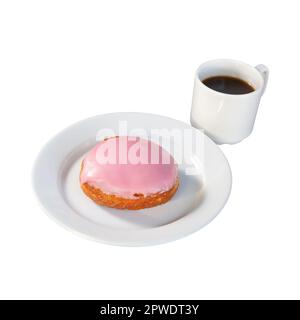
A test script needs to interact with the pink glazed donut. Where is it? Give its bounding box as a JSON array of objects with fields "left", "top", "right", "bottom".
[{"left": 80, "top": 136, "right": 179, "bottom": 210}]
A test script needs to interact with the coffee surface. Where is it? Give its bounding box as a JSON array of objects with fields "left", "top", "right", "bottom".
[{"left": 202, "top": 76, "right": 254, "bottom": 94}]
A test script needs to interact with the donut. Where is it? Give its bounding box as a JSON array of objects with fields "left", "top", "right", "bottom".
[{"left": 80, "top": 136, "right": 179, "bottom": 210}]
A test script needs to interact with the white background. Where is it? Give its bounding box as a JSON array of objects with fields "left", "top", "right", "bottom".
[{"left": 0, "top": 0, "right": 299, "bottom": 300}]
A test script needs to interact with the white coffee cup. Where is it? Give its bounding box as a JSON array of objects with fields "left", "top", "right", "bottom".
[{"left": 190, "top": 59, "right": 268, "bottom": 144}]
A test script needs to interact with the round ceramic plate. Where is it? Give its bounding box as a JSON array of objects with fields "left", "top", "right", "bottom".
[{"left": 32, "top": 113, "right": 231, "bottom": 246}]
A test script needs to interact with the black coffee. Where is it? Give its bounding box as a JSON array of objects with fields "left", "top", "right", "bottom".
[{"left": 202, "top": 76, "right": 254, "bottom": 95}]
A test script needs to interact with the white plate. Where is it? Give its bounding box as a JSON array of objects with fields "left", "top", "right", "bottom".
[{"left": 32, "top": 113, "right": 232, "bottom": 246}]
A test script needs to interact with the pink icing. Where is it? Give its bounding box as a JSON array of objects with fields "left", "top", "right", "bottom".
[{"left": 80, "top": 136, "right": 178, "bottom": 199}]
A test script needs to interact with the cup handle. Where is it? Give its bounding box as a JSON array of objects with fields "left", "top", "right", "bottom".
[{"left": 255, "top": 64, "right": 269, "bottom": 95}]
